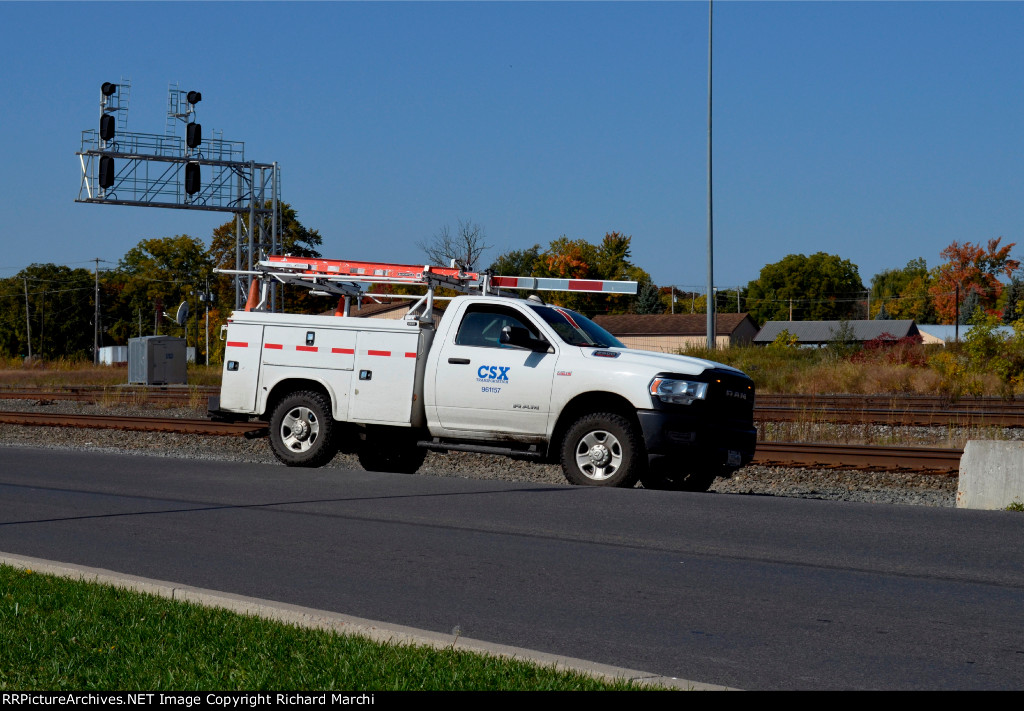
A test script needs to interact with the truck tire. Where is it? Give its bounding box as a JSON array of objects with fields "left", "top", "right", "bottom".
[
  {"left": 357, "top": 431, "right": 427, "bottom": 474},
  {"left": 560, "top": 412, "right": 643, "bottom": 487},
  {"left": 268, "top": 391, "right": 338, "bottom": 467}
]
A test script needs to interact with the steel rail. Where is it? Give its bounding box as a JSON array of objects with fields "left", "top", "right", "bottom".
[
  {"left": 755, "top": 406, "right": 1024, "bottom": 428},
  {"left": 752, "top": 442, "right": 962, "bottom": 475},
  {"left": 0, "top": 386, "right": 217, "bottom": 406},
  {"left": 0, "top": 411, "right": 266, "bottom": 437},
  {"left": 757, "top": 393, "right": 1024, "bottom": 410},
  {"left": 5, "top": 389, "right": 1023, "bottom": 422}
]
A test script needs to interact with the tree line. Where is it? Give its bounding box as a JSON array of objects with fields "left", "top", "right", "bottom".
[
  {"left": 0, "top": 204, "right": 322, "bottom": 362},
  {"left": 0, "top": 209, "right": 1020, "bottom": 362}
]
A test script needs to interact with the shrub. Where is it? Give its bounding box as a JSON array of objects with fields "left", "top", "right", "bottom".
[
  {"left": 851, "top": 332, "right": 927, "bottom": 367},
  {"left": 770, "top": 329, "right": 799, "bottom": 349},
  {"left": 961, "top": 316, "right": 1024, "bottom": 398},
  {"left": 826, "top": 320, "right": 860, "bottom": 360}
]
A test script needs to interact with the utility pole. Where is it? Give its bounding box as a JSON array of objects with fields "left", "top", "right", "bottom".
[
  {"left": 38, "top": 292, "right": 44, "bottom": 358},
  {"left": 23, "top": 278, "right": 32, "bottom": 360},
  {"left": 204, "top": 277, "right": 211, "bottom": 365},
  {"left": 93, "top": 258, "right": 101, "bottom": 364}
]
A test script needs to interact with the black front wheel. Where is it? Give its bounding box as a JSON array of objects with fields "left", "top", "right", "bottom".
[{"left": 560, "top": 413, "right": 643, "bottom": 487}]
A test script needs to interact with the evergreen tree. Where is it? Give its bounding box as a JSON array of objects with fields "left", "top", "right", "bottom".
[
  {"left": 959, "top": 290, "right": 981, "bottom": 325},
  {"left": 634, "top": 281, "right": 664, "bottom": 314},
  {"left": 1003, "top": 275, "right": 1024, "bottom": 324}
]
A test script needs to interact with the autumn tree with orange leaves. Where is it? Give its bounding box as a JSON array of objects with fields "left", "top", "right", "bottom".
[
  {"left": 488, "top": 232, "right": 652, "bottom": 315},
  {"left": 929, "top": 238, "right": 1020, "bottom": 324}
]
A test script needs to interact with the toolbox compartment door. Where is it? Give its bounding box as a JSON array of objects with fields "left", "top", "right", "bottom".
[
  {"left": 220, "top": 323, "right": 264, "bottom": 413},
  {"left": 349, "top": 330, "right": 420, "bottom": 424}
]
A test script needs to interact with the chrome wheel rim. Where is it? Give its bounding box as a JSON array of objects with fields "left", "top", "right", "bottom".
[
  {"left": 281, "top": 406, "right": 320, "bottom": 452},
  {"left": 574, "top": 429, "right": 623, "bottom": 480}
]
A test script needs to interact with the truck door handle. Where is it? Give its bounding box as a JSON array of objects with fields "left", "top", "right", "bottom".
[{"left": 448, "top": 358, "right": 470, "bottom": 365}]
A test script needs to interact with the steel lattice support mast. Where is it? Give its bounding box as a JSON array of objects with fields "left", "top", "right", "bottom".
[{"left": 76, "top": 81, "right": 282, "bottom": 310}]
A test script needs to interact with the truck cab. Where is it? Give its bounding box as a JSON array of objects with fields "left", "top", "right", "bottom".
[{"left": 423, "top": 296, "right": 756, "bottom": 489}]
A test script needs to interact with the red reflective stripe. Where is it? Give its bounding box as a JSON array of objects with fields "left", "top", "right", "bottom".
[
  {"left": 405, "top": 352, "right": 417, "bottom": 358},
  {"left": 491, "top": 276, "right": 519, "bottom": 287},
  {"left": 226, "top": 341, "right": 248, "bottom": 348},
  {"left": 296, "top": 346, "right": 318, "bottom": 352},
  {"left": 567, "top": 280, "right": 603, "bottom": 291},
  {"left": 332, "top": 347, "right": 355, "bottom": 354},
  {"left": 264, "top": 343, "right": 283, "bottom": 350},
  {"left": 367, "top": 350, "right": 391, "bottom": 357}
]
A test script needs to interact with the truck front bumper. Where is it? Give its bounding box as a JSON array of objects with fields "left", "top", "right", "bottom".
[{"left": 636, "top": 409, "right": 757, "bottom": 471}]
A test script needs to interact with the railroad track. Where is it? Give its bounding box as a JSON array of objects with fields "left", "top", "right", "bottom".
[
  {"left": 0, "top": 385, "right": 216, "bottom": 406},
  {"left": 0, "top": 411, "right": 266, "bottom": 437},
  {"left": 757, "top": 393, "right": 1024, "bottom": 409},
  {"left": 752, "top": 442, "right": 961, "bottom": 474},
  {"left": 3, "top": 387, "right": 1022, "bottom": 427},
  {"left": 754, "top": 406, "right": 1024, "bottom": 428},
  {"left": 0, "top": 410, "right": 962, "bottom": 474},
  {"left": 756, "top": 393, "right": 1024, "bottom": 428}
]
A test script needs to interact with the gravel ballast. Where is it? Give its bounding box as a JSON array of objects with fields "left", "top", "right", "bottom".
[{"left": 0, "top": 398, "right": 962, "bottom": 507}]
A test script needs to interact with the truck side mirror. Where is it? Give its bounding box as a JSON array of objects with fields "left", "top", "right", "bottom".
[{"left": 500, "top": 325, "right": 549, "bottom": 352}]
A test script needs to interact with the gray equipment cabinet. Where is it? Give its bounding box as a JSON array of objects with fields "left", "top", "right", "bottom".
[{"left": 128, "top": 336, "right": 187, "bottom": 385}]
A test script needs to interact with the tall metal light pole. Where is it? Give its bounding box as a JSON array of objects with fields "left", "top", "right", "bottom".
[{"left": 706, "top": 0, "right": 716, "bottom": 349}]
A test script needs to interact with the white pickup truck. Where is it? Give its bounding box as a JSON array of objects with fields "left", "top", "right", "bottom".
[{"left": 210, "top": 292, "right": 756, "bottom": 490}]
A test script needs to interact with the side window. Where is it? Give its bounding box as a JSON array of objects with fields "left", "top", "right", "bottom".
[{"left": 455, "top": 306, "right": 539, "bottom": 348}]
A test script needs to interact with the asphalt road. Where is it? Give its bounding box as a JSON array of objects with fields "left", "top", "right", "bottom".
[{"left": 1, "top": 446, "right": 1022, "bottom": 690}]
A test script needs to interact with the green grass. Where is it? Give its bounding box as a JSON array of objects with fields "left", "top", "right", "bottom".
[
  {"left": 0, "top": 565, "right": 654, "bottom": 691},
  {"left": 1006, "top": 500, "right": 1024, "bottom": 512}
]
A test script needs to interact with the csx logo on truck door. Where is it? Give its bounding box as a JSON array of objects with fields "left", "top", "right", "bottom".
[{"left": 477, "top": 365, "right": 510, "bottom": 381}]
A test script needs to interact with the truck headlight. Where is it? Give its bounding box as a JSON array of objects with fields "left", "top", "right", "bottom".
[{"left": 650, "top": 378, "right": 708, "bottom": 405}]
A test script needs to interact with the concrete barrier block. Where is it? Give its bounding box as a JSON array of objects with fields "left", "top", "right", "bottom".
[{"left": 957, "top": 440, "right": 1024, "bottom": 510}]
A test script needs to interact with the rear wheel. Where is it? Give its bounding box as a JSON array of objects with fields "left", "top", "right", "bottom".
[
  {"left": 268, "top": 391, "right": 338, "bottom": 467},
  {"left": 560, "top": 413, "right": 643, "bottom": 487}
]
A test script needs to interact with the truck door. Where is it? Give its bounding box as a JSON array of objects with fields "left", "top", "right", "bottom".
[
  {"left": 220, "top": 323, "right": 264, "bottom": 413},
  {"left": 433, "top": 303, "right": 556, "bottom": 436}
]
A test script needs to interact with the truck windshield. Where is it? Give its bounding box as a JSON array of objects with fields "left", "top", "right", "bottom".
[{"left": 528, "top": 305, "right": 625, "bottom": 348}]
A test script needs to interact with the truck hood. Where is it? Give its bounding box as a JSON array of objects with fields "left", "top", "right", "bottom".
[{"left": 583, "top": 347, "right": 748, "bottom": 378}]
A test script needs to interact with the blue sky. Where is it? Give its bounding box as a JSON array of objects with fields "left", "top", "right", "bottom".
[{"left": 2, "top": 1, "right": 1022, "bottom": 294}]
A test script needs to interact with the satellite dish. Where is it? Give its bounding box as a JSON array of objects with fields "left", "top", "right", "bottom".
[{"left": 175, "top": 301, "right": 189, "bottom": 326}]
